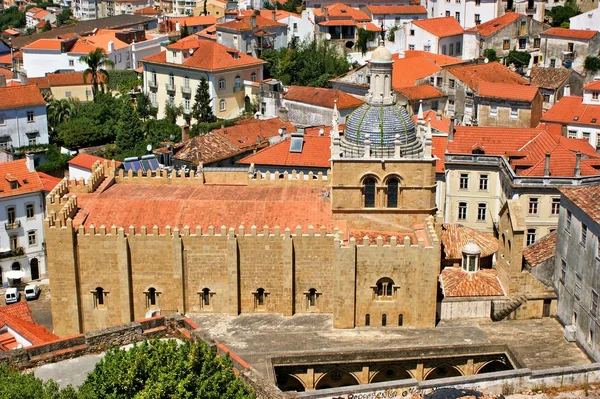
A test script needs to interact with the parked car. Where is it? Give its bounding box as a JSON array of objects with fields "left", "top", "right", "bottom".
[
  {"left": 24, "top": 284, "right": 40, "bottom": 300},
  {"left": 5, "top": 287, "right": 19, "bottom": 304}
]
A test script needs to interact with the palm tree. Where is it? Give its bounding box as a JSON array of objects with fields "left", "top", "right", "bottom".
[
  {"left": 47, "top": 98, "right": 77, "bottom": 132},
  {"left": 79, "top": 48, "right": 115, "bottom": 101}
]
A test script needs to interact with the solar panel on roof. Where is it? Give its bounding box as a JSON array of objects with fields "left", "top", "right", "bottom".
[
  {"left": 289, "top": 137, "right": 303, "bottom": 153},
  {"left": 140, "top": 159, "right": 152, "bottom": 172},
  {"left": 130, "top": 161, "right": 142, "bottom": 172},
  {"left": 149, "top": 158, "right": 160, "bottom": 170}
]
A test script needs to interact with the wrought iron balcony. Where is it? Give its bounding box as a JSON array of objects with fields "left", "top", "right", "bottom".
[
  {"left": 149, "top": 80, "right": 158, "bottom": 89},
  {"left": 165, "top": 82, "right": 176, "bottom": 92},
  {"left": 5, "top": 220, "right": 21, "bottom": 230},
  {"left": 0, "top": 246, "right": 24, "bottom": 260},
  {"left": 181, "top": 85, "right": 192, "bottom": 95}
]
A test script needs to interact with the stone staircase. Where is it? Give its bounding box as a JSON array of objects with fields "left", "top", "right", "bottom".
[
  {"left": 95, "top": 175, "right": 115, "bottom": 194},
  {"left": 492, "top": 294, "right": 528, "bottom": 321}
]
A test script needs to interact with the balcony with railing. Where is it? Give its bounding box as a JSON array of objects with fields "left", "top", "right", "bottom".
[
  {"left": 181, "top": 85, "right": 192, "bottom": 95},
  {"left": 149, "top": 80, "right": 158, "bottom": 89},
  {"left": 5, "top": 220, "right": 21, "bottom": 230},
  {"left": 0, "top": 246, "right": 25, "bottom": 260},
  {"left": 165, "top": 82, "right": 176, "bottom": 92}
]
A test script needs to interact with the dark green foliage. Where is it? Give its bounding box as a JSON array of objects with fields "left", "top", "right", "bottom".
[
  {"left": 180, "top": 22, "right": 190, "bottom": 38},
  {"left": 585, "top": 56, "right": 600, "bottom": 72},
  {"left": 192, "top": 77, "right": 216, "bottom": 124},
  {"left": 546, "top": 0, "right": 580, "bottom": 27},
  {"left": 0, "top": 7, "right": 26, "bottom": 31},
  {"left": 190, "top": 118, "right": 237, "bottom": 137},
  {"left": 164, "top": 101, "right": 183, "bottom": 124},
  {"left": 41, "top": 20, "right": 52, "bottom": 32},
  {"left": 106, "top": 70, "right": 140, "bottom": 93},
  {"left": 387, "top": 25, "right": 399, "bottom": 42},
  {"left": 506, "top": 50, "right": 531, "bottom": 69},
  {"left": 80, "top": 48, "right": 115, "bottom": 100},
  {"left": 115, "top": 103, "right": 145, "bottom": 158},
  {"left": 56, "top": 8, "right": 74, "bottom": 26},
  {"left": 145, "top": 119, "right": 181, "bottom": 148},
  {"left": 47, "top": 98, "right": 78, "bottom": 133},
  {"left": 355, "top": 28, "right": 375, "bottom": 56},
  {"left": 0, "top": 363, "right": 76, "bottom": 399},
  {"left": 483, "top": 48, "right": 499, "bottom": 62},
  {"left": 261, "top": 39, "right": 350, "bottom": 87},
  {"left": 263, "top": 0, "right": 302, "bottom": 13},
  {"left": 136, "top": 92, "right": 157, "bottom": 120},
  {"left": 35, "top": 146, "right": 72, "bottom": 175}
]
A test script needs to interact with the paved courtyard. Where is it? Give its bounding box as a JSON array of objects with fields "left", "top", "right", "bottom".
[{"left": 189, "top": 314, "right": 591, "bottom": 376}]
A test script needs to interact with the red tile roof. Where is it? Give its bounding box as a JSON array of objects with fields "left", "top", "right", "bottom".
[
  {"left": 365, "top": 5, "right": 427, "bottom": 14},
  {"left": 0, "top": 159, "right": 55, "bottom": 198},
  {"left": 313, "top": 3, "right": 371, "bottom": 21},
  {"left": 0, "top": 67, "right": 12, "bottom": 79},
  {"left": 522, "top": 231, "right": 556, "bottom": 267},
  {"left": 238, "top": 136, "right": 331, "bottom": 168},
  {"left": 174, "top": 132, "right": 244, "bottom": 165},
  {"left": 0, "top": 302, "right": 59, "bottom": 348},
  {"left": 477, "top": 81, "right": 539, "bottom": 102},
  {"left": 415, "top": 109, "right": 452, "bottom": 134},
  {"left": 0, "top": 85, "right": 46, "bottom": 110},
  {"left": 134, "top": 6, "right": 161, "bottom": 15},
  {"left": 560, "top": 185, "right": 600, "bottom": 224},
  {"left": 449, "top": 126, "right": 543, "bottom": 155},
  {"left": 396, "top": 84, "right": 446, "bottom": 100},
  {"left": 214, "top": 117, "right": 296, "bottom": 150},
  {"left": 401, "top": 50, "right": 466, "bottom": 67},
  {"left": 217, "top": 14, "right": 286, "bottom": 31},
  {"left": 38, "top": 172, "right": 61, "bottom": 192},
  {"left": 170, "top": 15, "right": 217, "bottom": 26},
  {"left": 0, "top": 51, "right": 21, "bottom": 65},
  {"left": 74, "top": 184, "right": 345, "bottom": 233},
  {"left": 284, "top": 85, "right": 364, "bottom": 109},
  {"left": 466, "top": 12, "right": 523, "bottom": 37},
  {"left": 447, "top": 62, "right": 528, "bottom": 90},
  {"left": 542, "top": 27, "right": 598, "bottom": 40},
  {"left": 585, "top": 80, "right": 600, "bottom": 91},
  {"left": 318, "top": 19, "right": 357, "bottom": 26},
  {"left": 440, "top": 267, "right": 505, "bottom": 297},
  {"left": 28, "top": 72, "right": 95, "bottom": 88},
  {"left": 441, "top": 223, "right": 499, "bottom": 259},
  {"left": 142, "top": 40, "right": 265, "bottom": 72},
  {"left": 22, "top": 38, "right": 65, "bottom": 50},
  {"left": 0, "top": 301, "right": 35, "bottom": 323},
  {"left": 413, "top": 17, "right": 464, "bottom": 38},
  {"left": 541, "top": 96, "right": 600, "bottom": 126},
  {"left": 68, "top": 153, "right": 110, "bottom": 170},
  {"left": 431, "top": 135, "right": 447, "bottom": 173},
  {"left": 392, "top": 56, "right": 442, "bottom": 89}
]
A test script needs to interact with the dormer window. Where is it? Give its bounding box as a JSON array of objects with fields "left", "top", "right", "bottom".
[{"left": 461, "top": 239, "right": 481, "bottom": 273}]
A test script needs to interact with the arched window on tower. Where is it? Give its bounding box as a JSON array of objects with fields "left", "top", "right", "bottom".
[
  {"left": 365, "top": 314, "right": 370, "bottom": 326},
  {"left": 94, "top": 287, "right": 105, "bottom": 309},
  {"left": 364, "top": 178, "right": 376, "bottom": 208},
  {"left": 254, "top": 287, "right": 268, "bottom": 309},
  {"left": 387, "top": 178, "right": 399, "bottom": 208},
  {"left": 375, "top": 278, "right": 395, "bottom": 300},
  {"left": 308, "top": 288, "right": 317, "bottom": 307},
  {"left": 146, "top": 287, "right": 158, "bottom": 307}
]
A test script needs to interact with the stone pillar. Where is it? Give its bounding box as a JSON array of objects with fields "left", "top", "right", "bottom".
[
  {"left": 117, "top": 228, "right": 133, "bottom": 325},
  {"left": 415, "top": 363, "right": 424, "bottom": 381},
  {"left": 360, "top": 366, "right": 370, "bottom": 384},
  {"left": 172, "top": 228, "right": 185, "bottom": 314},
  {"left": 466, "top": 358, "right": 475, "bottom": 375},
  {"left": 333, "top": 237, "right": 356, "bottom": 328},
  {"left": 227, "top": 234, "right": 240, "bottom": 315},
  {"left": 282, "top": 235, "right": 294, "bottom": 316},
  {"left": 306, "top": 368, "right": 315, "bottom": 390}
]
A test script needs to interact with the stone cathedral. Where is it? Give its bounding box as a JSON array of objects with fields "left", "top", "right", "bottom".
[{"left": 44, "top": 43, "right": 441, "bottom": 337}]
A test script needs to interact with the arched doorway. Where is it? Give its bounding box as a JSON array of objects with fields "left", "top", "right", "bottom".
[
  {"left": 30, "top": 258, "right": 39, "bottom": 280},
  {"left": 424, "top": 365, "right": 462, "bottom": 380},
  {"left": 276, "top": 373, "right": 306, "bottom": 392},
  {"left": 371, "top": 366, "right": 412, "bottom": 383},
  {"left": 477, "top": 360, "right": 511, "bottom": 374},
  {"left": 244, "top": 95, "right": 251, "bottom": 113},
  {"left": 315, "top": 370, "right": 359, "bottom": 390}
]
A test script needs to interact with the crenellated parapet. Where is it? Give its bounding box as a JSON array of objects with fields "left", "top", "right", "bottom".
[
  {"left": 69, "top": 160, "right": 108, "bottom": 193},
  {"left": 248, "top": 170, "right": 330, "bottom": 188},
  {"left": 46, "top": 195, "right": 78, "bottom": 228}
]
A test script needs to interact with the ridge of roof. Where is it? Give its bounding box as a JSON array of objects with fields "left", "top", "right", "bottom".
[
  {"left": 466, "top": 12, "right": 522, "bottom": 36},
  {"left": 412, "top": 16, "right": 464, "bottom": 38}
]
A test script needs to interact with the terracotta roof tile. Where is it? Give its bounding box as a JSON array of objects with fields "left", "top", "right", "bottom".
[
  {"left": 365, "top": 5, "right": 427, "bottom": 14},
  {"left": 134, "top": 6, "right": 161, "bottom": 15},
  {"left": 477, "top": 81, "right": 539, "bottom": 102},
  {"left": 238, "top": 136, "right": 331, "bottom": 168},
  {"left": 68, "top": 153, "right": 111, "bottom": 170},
  {"left": 0, "top": 51, "right": 22, "bottom": 65},
  {"left": 542, "top": 27, "right": 598, "bottom": 40},
  {"left": 218, "top": 14, "right": 286, "bottom": 31},
  {"left": 28, "top": 72, "right": 96, "bottom": 88},
  {"left": 0, "top": 302, "right": 35, "bottom": 324},
  {"left": 74, "top": 184, "right": 344, "bottom": 234},
  {"left": 585, "top": 80, "right": 600, "bottom": 90},
  {"left": 413, "top": 17, "right": 464, "bottom": 38},
  {"left": 440, "top": 267, "right": 505, "bottom": 297},
  {"left": 431, "top": 135, "right": 447, "bottom": 173},
  {"left": 560, "top": 185, "right": 600, "bottom": 224},
  {"left": 415, "top": 109, "right": 452, "bottom": 134},
  {"left": 214, "top": 117, "right": 296, "bottom": 150},
  {"left": 170, "top": 15, "right": 217, "bottom": 26},
  {"left": 523, "top": 231, "right": 556, "bottom": 267},
  {"left": 447, "top": 62, "right": 528, "bottom": 90},
  {"left": 0, "top": 67, "right": 12, "bottom": 79},
  {"left": 38, "top": 172, "right": 62, "bottom": 192},
  {"left": 284, "top": 85, "right": 364, "bottom": 109},
  {"left": 318, "top": 19, "right": 357, "bottom": 26},
  {"left": 541, "top": 96, "right": 600, "bottom": 125},
  {"left": 0, "top": 85, "right": 45, "bottom": 110},
  {"left": 448, "top": 126, "right": 543, "bottom": 155},
  {"left": 22, "top": 38, "right": 64, "bottom": 50},
  {"left": 0, "top": 159, "right": 50, "bottom": 198},
  {"left": 314, "top": 3, "right": 371, "bottom": 21},
  {"left": 401, "top": 50, "right": 466, "bottom": 67},
  {"left": 142, "top": 40, "right": 265, "bottom": 72},
  {"left": 529, "top": 66, "right": 573, "bottom": 89},
  {"left": 392, "top": 56, "right": 441, "bottom": 89},
  {"left": 0, "top": 302, "right": 59, "bottom": 346},
  {"left": 466, "top": 12, "right": 523, "bottom": 36},
  {"left": 174, "top": 132, "right": 244, "bottom": 164},
  {"left": 441, "top": 223, "right": 499, "bottom": 259},
  {"left": 396, "top": 84, "right": 446, "bottom": 100}
]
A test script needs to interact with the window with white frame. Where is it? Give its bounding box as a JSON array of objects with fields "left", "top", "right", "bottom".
[
  {"left": 575, "top": 273, "right": 582, "bottom": 300},
  {"left": 561, "top": 259, "right": 567, "bottom": 282},
  {"left": 168, "top": 94, "right": 174, "bottom": 106},
  {"left": 26, "top": 203, "right": 34, "bottom": 219},
  {"left": 458, "top": 202, "right": 467, "bottom": 220},
  {"left": 477, "top": 203, "right": 487, "bottom": 221},
  {"left": 526, "top": 228, "right": 536, "bottom": 246},
  {"left": 184, "top": 98, "right": 190, "bottom": 111},
  {"left": 27, "top": 111, "right": 34, "bottom": 123},
  {"left": 28, "top": 230, "right": 37, "bottom": 246},
  {"left": 566, "top": 210, "right": 572, "bottom": 233},
  {"left": 567, "top": 130, "right": 577, "bottom": 138},
  {"left": 184, "top": 76, "right": 190, "bottom": 88},
  {"left": 581, "top": 222, "right": 588, "bottom": 247},
  {"left": 251, "top": 72, "right": 257, "bottom": 82},
  {"left": 479, "top": 174, "right": 489, "bottom": 191},
  {"left": 510, "top": 107, "right": 518, "bottom": 119},
  {"left": 69, "top": 59, "right": 74, "bottom": 66},
  {"left": 551, "top": 197, "right": 560, "bottom": 215},
  {"left": 528, "top": 197, "right": 539, "bottom": 215},
  {"left": 27, "top": 133, "right": 38, "bottom": 146},
  {"left": 459, "top": 173, "right": 469, "bottom": 190},
  {"left": 219, "top": 99, "right": 226, "bottom": 111},
  {"left": 592, "top": 92, "right": 599, "bottom": 101},
  {"left": 592, "top": 290, "right": 598, "bottom": 318},
  {"left": 408, "top": 44, "right": 415, "bottom": 50},
  {"left": 218, "top": 78, "right": 225, "bottom": 90},
  {"left": 151, "top": 92, "right": 157, "bottom": 106}
]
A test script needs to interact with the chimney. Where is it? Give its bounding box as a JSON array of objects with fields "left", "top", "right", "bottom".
[
  {"left": 250, "top": 13, "right": 257, "bottom": 28},
  {"left": 107, "top": 40, "right": 115, "bottom": 53},
  {"left": 181, "top": 124, "right": 189, "bottom": 142},
  {"left": 324, "top": 6, "right": 329, "bottom": 19},
  {"left": 25, "top": 153, "right": 35, "bottom": 172},
  {"left": 448, "top": 121, "right": 455, "bottom": 141},
  {"left": 280, "top": 126, "right": 287, "bottom": 136},
  {"left": 575, "top": 152, "right": 581, "bottom": 177},
  {"left": 175, "top": 21, "right": 181, "bottom": 32},
  {"left": 0, "top": 75, "right": 6, "bottom": 88},
  {"left": 19, "top": 71, "right": 27, "bottom": 86},
  {"left": 272, "top": 10, "right": 276, "bottom": 20},
  {"left": 563, "top": 84, "right": 571, "bottom": 97},
  {"left": 436, "top": 110, "right": 442, "bottom": 120},
  {"left": 544, "top": 152, "right": 551, "bottom": 176}
]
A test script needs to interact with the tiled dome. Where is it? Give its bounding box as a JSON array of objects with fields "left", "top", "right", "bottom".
[{"left": 344, "top": 103, "right": 417, "bottom": 147}]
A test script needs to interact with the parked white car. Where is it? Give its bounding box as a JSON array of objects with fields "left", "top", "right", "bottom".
[
  {"left": 5, "top": 287, "right": 19, "bottom": 304},
  {"left": 24, "top": 284, "right": 40, "bottom": 300}
]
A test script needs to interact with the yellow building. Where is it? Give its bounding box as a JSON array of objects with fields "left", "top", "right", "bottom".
[
  {"left": 28, "top": 72, "right": 95, "bottom": 102},
  {"left": 141, "top": 37, "right": 264, "bottom": 122}
]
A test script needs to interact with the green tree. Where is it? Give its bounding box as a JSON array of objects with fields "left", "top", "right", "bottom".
[
  {"left": 180, "top": 22, "right": 190, "bottom": 38},
  {"left": 0, "top": 364, "right": 77, "bottom": 399},
  {"left": 387, "top": 25, "right": 399, "bottom": 42},
  {"left": 0, "top": 6, "right": 26, "bottom": 31},
  {"left": 546, "top": 0, "right": 580, "bottom": 27},
  {"left": 56, "top": 117, "right": 100, "bottom": 148},
  {"left": 106, "top": 70, "right": 140, "bottom": 93},
  {"left": 506, "top": 50, "right": 531, "bottom": 69},
  {"left": 41, "top": 20, "right": 52, "bottom": 32},
  {"left": 164, "top": 101, "right": 183, "bottom": 124},
  {"left": 79, "top": 48, "right": 115, "bottom": 101},
  {"left": 192, "top": 77, "right": 216, "bottom": 124},
  {"left": 115, "top": 103, "right": 145, "bottom": 157},
  {"left": 36, "top": 146, "right": 72, "bottom": 175},
  {"left": 585, "top": 56, "right": 600, "bottom": 72},
  {"left": 263, "top": 0, "right": 302, "bottom": 13},
  {"left": 145, "top": 119, "right": 181, "bottom": 147},
  {"left": 56, "top": 8, "right": 73, "bottom": 26},
  {"left": 355, "top": 28, "right": 376, "bottom": 56},
  {"left": 483, "top": 48, "right": 499, "bottom": 62},
  {"left": 47, "top": 98, "right": 77, "bottom": 133},
  {"left": 136, "top": 92, "right": 157, "bottom": 121}
]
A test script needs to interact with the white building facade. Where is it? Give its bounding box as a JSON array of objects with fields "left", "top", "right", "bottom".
[
  {"left": 569, "top": 6, "right": 600, "bottom": 31},
  {"left": 0, "top": 85, "right": 49, "bottom": 149}
]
